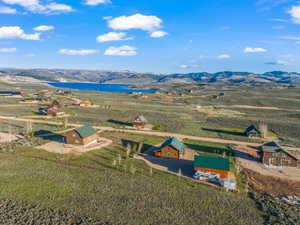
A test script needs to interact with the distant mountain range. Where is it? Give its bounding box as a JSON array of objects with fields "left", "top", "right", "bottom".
[{"left": 1, "top": 68, "right": 300, "bottom": 85}]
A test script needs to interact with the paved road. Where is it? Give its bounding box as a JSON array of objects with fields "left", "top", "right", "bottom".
[{"left": 1, "top": 115, "right": 299, "bottom": 152}]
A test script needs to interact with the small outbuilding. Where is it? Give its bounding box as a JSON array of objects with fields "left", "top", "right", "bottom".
[
  {"left": 261, "top": 141, "right": 299, "bottom": 168},
  {"left": 64, "top": 125, "right": 98, "bottom": 146},
  {"left": 133, "top": 115, "right": 149, "bottom": 128},
  {"left": 154, "top": 137, "right": 185, "bottom": 159},
  {"left": 79, "top": 100, "right": 92, "bottom": 107},
  {"left": 45, "top": 106, "right": 65, "bottom": 117},
  {"left": 245, "top": 125, "right": 262, "bottom": 138}
]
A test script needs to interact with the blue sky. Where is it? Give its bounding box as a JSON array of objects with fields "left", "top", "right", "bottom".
[{"left": 0, "top": 0, "right": 300, "bottom": 73}]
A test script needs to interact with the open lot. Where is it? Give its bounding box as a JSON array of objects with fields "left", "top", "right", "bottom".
[
  {"left": 38, "top": 137, "right": 112, "bottom": 155},
  {"left": 0, "top": 132, "right": 19, "bottom": 143}
]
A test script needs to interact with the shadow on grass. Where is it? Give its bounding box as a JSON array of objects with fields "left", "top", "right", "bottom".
[
  {"left": 35, "top": 130, "right": 65, "bottom": 143},
  {"left": 107, "top": 119, "right": 132, "bottom": 127},
  {"left": 202, "top": 128, "right": 245, "bottom": 136},
  {"left": 121, "top": 139, "right": 153, "bottom": 153}
]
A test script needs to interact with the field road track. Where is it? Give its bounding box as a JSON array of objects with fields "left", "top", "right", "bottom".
[{"left": 0, "top": 115, "right": 299, "bottom": 151}]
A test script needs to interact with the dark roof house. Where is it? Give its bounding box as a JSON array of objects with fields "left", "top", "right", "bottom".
[
  {"left": 245, "top": 125, "right": 262, "bottom": 138},
  {"left": 261, "top": 142, "right": 300, "bottom": 168}
]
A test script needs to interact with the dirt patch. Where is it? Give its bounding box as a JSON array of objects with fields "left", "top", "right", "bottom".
[
  {"left": 237, "top": 157, "right": 300, "bottom": 182},
  {"left": 244, "top": 168, "right": 300, "bottom": 196},
  {"left": 37, "top": 137, "right": 112, "bottom": 155},
  {"left": 0, "top": 132, "right": 18, "bottom": 143}
]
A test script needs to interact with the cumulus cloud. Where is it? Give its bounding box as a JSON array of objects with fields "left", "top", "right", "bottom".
[
  {"left": 150, "top": 30, "right": 167, "bottom": 38},
  {"left": 265, "top": 60, "right": 288, "bottom": 65},
  {"left": 33, "top": 25, "right": 54, "bottom": 31},
  {"left": 107, "top": 14, "right": 163, "bottom": 32},
  {"left": 0, "top": 47, "right": 17, "bottom": 53},
  {"left": 179, "top": 64, "right": 200, "bottom": 69},
  {"left": 84, "top": 0, "right": 110, "bottom": 6},
  {"left": 179, "top": 65, "right": 190, "bottom": 69},
  {"left": 217, "top": 54, "right": 231, "bottom": 59},
  {"left": 96, "top": 32, "right": 132, "bottom": 42},
  {"left": 244, "top": 47, "right": 267, "bottom": 53},
  {"left": 0, "top": 26, "right": 40, "bottom": 40},
  {"left": 288, "top": 5, "right": 300, "bottom": 24},
  {"left": 104, "top": 45, "right": 137, "bottom": 56},
  {"left": 0, "top": 6, "right": 17, "bottom": 14},
  {"left": 58, "top": 49, "right": 99, "bottom": 56},
  {"left": 2, "top": 0, "right": 73, "bottom": 14}
]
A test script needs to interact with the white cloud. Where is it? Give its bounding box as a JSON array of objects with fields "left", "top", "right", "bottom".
[
  {"left": 244, "top": 47, "right": 267, "bottom": 53},
  {"left": 108, "top": 14, "right": 163, "bottom": 32},
  {"left": 217, "top": 54, "right": 231, "bottom": 59},
  {"left": 96, "top": 32, "right": 132, "bottom": 42},
  {"left": 0, "top": 47, "right": 16, "bottom": 53},
  {"left": 0, "top": 6, "right": 17, "bottom": 14},
  {"left": 58, "top": 49, "right": 99, "bottom": 56},
  {"left": 46, "top": 3, "right": 72, "bottom": 12},
  {"left": 288, "top": 5, "right": 300, "bottom": 24},
  {"left": 265, "top": 60, "right": 288, "bottom": 65},
  {"left": 104, "top": 45, "right": 137, "bottom": 56},
  {"left": 33, "top": 25, "right": 55, "bottom": 31},
  {"left": 0, "top": 26, "right": 40, "bottom": 40},
  {"left": 150, "top": 30, "right": 167, "bottom": 38},
  {"left": 2, "top": 0, "right": 73, "bottom": 14},
  {"left": 179, "top": 65, "right": 190, "bottom": 69},
  {"left": 84, "top": 0, "right": 110, "bottom": 6},
  {"left": 179, "top": 64, "right": 200, "bottom": 69}
]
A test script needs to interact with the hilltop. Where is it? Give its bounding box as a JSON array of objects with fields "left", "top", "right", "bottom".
[{"left": 1, "top": 68, "right": 300, "bottom": 85}]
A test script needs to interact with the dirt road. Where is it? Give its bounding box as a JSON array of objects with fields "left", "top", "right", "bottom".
[{"left": 0, "top": 115, "right": 299, "bottom": 151}]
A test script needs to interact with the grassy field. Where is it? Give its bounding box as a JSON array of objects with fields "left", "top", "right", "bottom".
[
  {"left": 1, "top": 81, "right": 300, "bottom": 224},
  {"left": 0, "top": 132, "right": 263, "bottom": 225}
]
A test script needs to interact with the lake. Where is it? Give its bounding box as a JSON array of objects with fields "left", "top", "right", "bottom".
[{"left": 48, "top": 82, "right": 156, "bottom": 93}]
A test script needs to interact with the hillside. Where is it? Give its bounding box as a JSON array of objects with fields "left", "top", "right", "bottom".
[{"left": 1, "top": 68, "right": 300, "bottom": 85}]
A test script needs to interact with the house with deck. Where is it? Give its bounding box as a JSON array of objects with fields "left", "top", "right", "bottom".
[
  {"left": 261, "top": 141, "right": 299, "bottom": 168},
  {"left": 193, "top": 155, "right": 236, "bottom": 190},
  {"left": 133, "top": 115, "right": 149, "bottom": 128},
  {"left": 64, "top": 125, "right": 98, "bottom": 146},
  {"left": 154, "top": 137, "right": 186, "bottom": 159}
]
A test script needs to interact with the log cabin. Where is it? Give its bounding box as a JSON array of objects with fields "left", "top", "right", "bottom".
[
  {"left": 154, "top": 137, "right": 185, "bottom": 159},
  {"left": 64, "top": 125, "right": 98, "bottom": 146},
  {"left": 261, "top": 142, "right": 299, "bottom": 168},
  {"left": 133, "top": 115, "right": 148, "bottom": 128}
]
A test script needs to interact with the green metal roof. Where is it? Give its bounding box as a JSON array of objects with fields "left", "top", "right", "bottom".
[
  {"left": 74, "top": 125, "right": 97, "bottom": 139},
  {"left": 159, "top": 137, "right": 185, "bottom": 152},
  {"left": 194, "top": 155, "right": 230, "bottom": 171}
]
